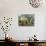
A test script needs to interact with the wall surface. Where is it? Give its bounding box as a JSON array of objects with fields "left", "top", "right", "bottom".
[{"left": 0, "top": 0, "right": 46, "bottom": 40}]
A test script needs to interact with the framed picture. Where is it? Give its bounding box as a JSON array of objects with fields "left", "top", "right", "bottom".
[{"left": 18, "top": 14, "right": 34, "bottom": 26}]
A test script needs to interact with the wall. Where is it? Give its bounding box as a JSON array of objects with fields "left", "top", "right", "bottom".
[{"left": 0, "top": 0, "right": 46, "bottom": 40}]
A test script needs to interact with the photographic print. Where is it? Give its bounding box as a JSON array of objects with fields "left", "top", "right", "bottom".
[{"left": 18, "top": 14, "right": 34, "bottom": 26}]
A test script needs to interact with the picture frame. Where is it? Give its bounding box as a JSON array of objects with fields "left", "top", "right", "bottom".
[{"left": 18, "top": 14, "right": 34, "bottom": 26}]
